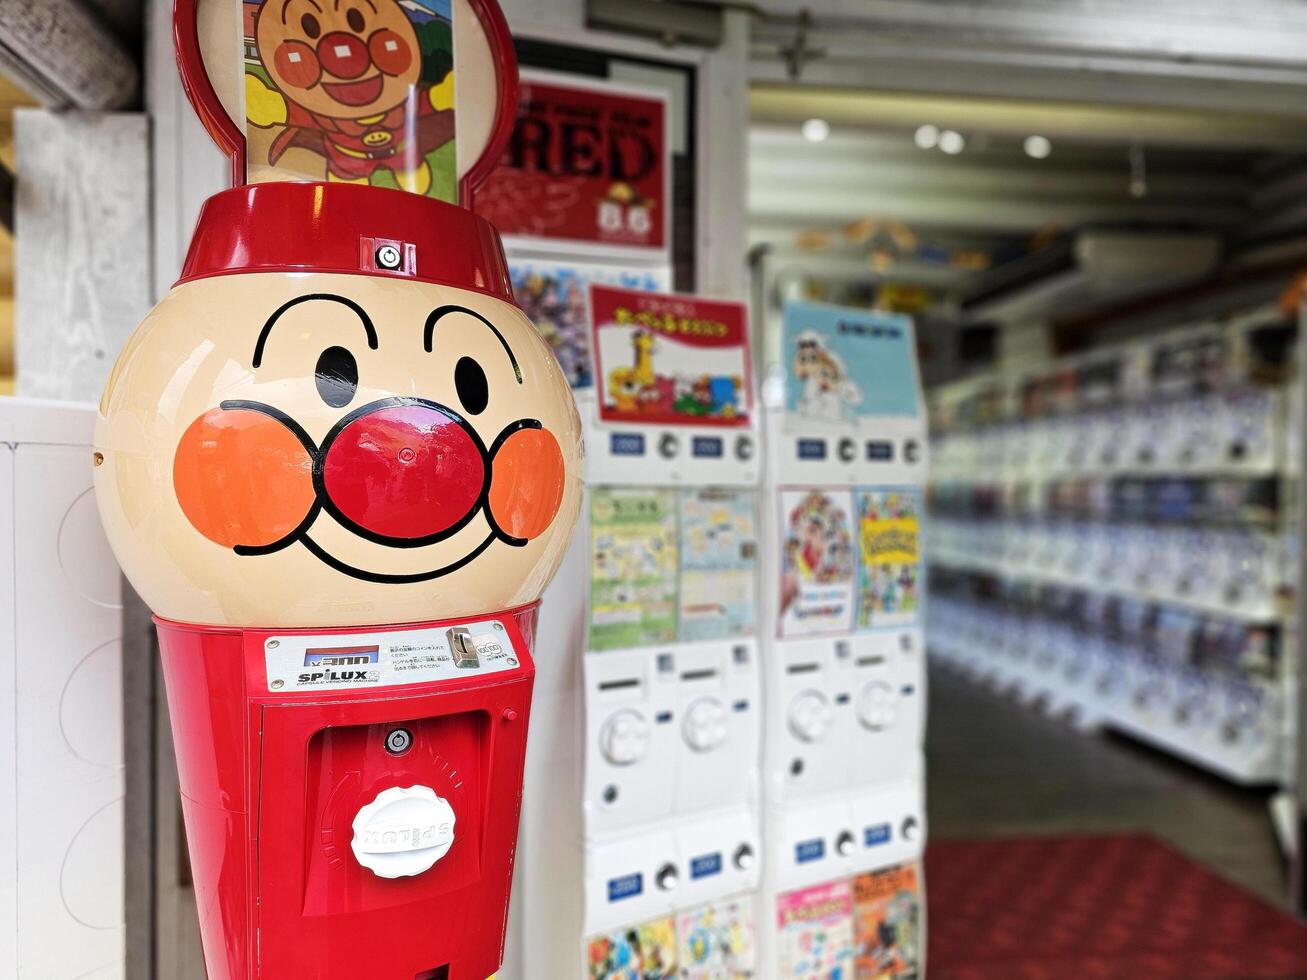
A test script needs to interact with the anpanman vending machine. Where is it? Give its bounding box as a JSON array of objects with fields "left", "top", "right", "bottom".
[{"left": 93, "top": 2, "right": 582, "bottom": 978}]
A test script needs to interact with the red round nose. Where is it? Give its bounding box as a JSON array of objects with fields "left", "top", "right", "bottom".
[
  {"left": 317, "top": 32, "right": 371, "bottom": 79},
  {"left": 322, "top": 405, "right": 486, "bottom": 541}
]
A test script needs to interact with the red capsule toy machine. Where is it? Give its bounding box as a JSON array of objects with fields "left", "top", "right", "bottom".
[{"left": 92, "top": 3, "right": 583, "bottom": 979}]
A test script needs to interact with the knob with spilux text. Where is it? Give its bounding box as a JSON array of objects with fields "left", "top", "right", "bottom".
[{"left": 352, "top": 785, "right": 456, "bottom": 879}]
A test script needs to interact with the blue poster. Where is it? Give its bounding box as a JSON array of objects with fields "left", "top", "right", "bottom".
[{"left": 781, "top": 301, "right": 920, "bottom": 422}]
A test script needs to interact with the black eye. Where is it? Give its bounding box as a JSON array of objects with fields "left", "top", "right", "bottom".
[
  {"left": 315, "top": 346, "right": 358, "bottom": 408},
  {"left": 301, "top": 13, "right": 321, "bottom": 38},
  {"left": 346, "top": 8, "right": 366, "bottom": 32},
  {"left": 455, "top": 357, "right": 489, "bottom": 415}
]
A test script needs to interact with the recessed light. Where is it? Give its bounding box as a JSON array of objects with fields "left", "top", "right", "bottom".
[
  {"left": 802, "top": 118, "right": 831, "bottom": 143},
  {"left": 1024, "top": 135, "right": 1052, "bottom": 159},
  {"left": 914, "top": 124, "right": 940, "bottom": 150},
  {"left": 939, "top": 130, "right": 965, "bottom": 155}
]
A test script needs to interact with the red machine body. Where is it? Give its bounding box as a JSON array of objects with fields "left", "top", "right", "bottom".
[{"left": 158, "top": 606, "right": 539, "bottom": 980}]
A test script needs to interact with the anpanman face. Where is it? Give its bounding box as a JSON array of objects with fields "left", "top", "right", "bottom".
[
  {"left": 258, "top": 0, "right": 424, "bottom": 120},
  {"left": 94, "top": 272, "right": 583, "bottom": 629}
]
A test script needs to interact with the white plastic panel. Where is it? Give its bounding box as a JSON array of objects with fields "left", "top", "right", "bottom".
[{"left": 1, "top": 403, "right": 124, "bottom": 979}]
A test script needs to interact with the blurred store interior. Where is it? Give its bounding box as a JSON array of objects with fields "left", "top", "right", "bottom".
[{"left": 9, "top": 1, "right": 1307, "bottom": 978}]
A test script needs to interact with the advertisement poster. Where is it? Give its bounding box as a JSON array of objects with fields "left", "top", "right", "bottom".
[
  {"left": 855, "top": 489, "right": 922, "bottom": 630},
  {"left": 509, "top": 259, "right": 671, "bottom": 389},
  {"left": 477, "top": 74, "right": 669, "bottom": 251},
  {"left": 591, "top": 285, "right": 753, "bottom": 427},
  {"left": 779, "top": 489, "right": 858, "bottom": 638},
  {"left": 678, "top": 488, "right": 759, "bottom": 643},
  {"left": 589, "top": 488, "right": 679, "bottom": 652},
  {"left": 587, "top": 916, "right": 679, "bottom": 980},
  {"left": 776, "top": 881, "right": 854, "bottom": 979},
  {"left": 782, "top": 301, "right": 920, "bottom": 426},
  {"left": 677, "top": 898, "right": 758, "bottom": 979},
  {"left": 242, "top": 0, "right": 458, "bottom": 199},
  {"left": 853, "top": 865, "right": 922, "bottom": 980}
]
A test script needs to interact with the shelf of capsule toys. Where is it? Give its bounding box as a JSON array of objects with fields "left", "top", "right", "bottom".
[
  {"left": 924, "top": 311, "right": 1295, "bottom": 785},
  {"left": 513, "top": 283, "right": 766, "bottom": 979},
  {"left": 752, "top": 299, "right": 928, "bottom": 980},
  {"left": 90, "top": 2, "right": 588, "bottom": 978}
]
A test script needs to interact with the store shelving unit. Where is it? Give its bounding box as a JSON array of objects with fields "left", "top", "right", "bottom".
[{"left": 926, "top": 308, "right": 1298, "bottom": 787}]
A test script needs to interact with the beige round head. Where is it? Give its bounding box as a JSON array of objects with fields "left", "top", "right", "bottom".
[{"left": 95, "top": 271, "right": 583, "bottom": 628}]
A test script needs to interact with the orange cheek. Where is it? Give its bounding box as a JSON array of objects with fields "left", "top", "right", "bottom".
[
  {"left": 489, "top": 427, "right": 567, "bottom": 541},
  {"left": 173, "top": 408, "right": 316, "bottom": 549}
]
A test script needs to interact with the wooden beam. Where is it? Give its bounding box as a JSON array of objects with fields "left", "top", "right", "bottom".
[{"left": 0, "top": 0, "right": 138, "bottom": 110}]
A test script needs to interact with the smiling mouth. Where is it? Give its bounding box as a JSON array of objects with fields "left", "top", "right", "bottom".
[
  {"left": 298, "top": 528, "right": 499, "bottom": 584},
  {"left": 321, "top": 74, "right": 386, "bottom": 107}
]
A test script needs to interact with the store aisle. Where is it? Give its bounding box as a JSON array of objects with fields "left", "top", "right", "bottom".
[{"left": 925, "top": 663, "right": 1287, "bottom": 908}]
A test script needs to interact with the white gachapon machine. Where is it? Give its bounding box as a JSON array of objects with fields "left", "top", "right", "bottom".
[
  {"left": 515, "top": 285, "right": 763, "bottom": 977},
  {"left": 759, "top": 300, "right": 928, "bottom": 978}
]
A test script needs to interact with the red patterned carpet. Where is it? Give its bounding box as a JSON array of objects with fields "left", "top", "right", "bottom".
[{"left": 925, "top": 834, "right": 1307, "bottom": 980}]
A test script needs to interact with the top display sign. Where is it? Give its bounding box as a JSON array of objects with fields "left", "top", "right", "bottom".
[
  {"left": 590, "top": 285, "right": 752, "bottom": 428},
  {"left": 781, "top": 301, "right": 921, "bottom": 426},
  {"left": 475, "top": 73, "right": 670, "bottom": 254}
]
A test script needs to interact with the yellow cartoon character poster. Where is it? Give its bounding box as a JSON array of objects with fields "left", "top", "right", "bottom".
[
  {"left": 243, "top": 0, "right": 457, "bottom": 199},
  {"left": 855, "top": 489, "right": 921, "bottom": 630}
]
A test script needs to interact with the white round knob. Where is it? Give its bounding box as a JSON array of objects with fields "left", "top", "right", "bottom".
[
  {"left": 351, "top": 785, "right": 456, "bottom": 879},
  {"left": 857, "top": 681, "right": 899, "bottom": 731},
  {"left": 683, "top": 698, "right": 729, "bottom": 752},
  {"left": 600, "top": 710, "right": 651, "bottom": 766},
  {"left": 656, "top": 863, "right": 679, "bottom": 890},
  {"left": 788, "top": 691, "right": 833, "bottom": 743}
]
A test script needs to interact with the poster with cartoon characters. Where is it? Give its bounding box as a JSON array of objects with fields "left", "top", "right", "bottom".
[
  {"left": 243, "top": 0, "right": 458, "bottom": 200},
  {"left": 678, "top": 488, "right": 759, "bottom": 643},
  {"left": 589, "top": 488, "right": 679, "bottom": 652},
  {"left": 587, "top": 916, "right": 679, "bottom": 980},
  {"left": 782, "top": 301, "right": 920, "bottom": 428},
  {"left": 677, "top": 898, "right": 758, "bottom": 979},
  {"left": 853, "top": 864, "right": 921, "bottom": 980},
  {"left": 778, "top": 489, "right": 858, "bottom": 638},
  {"left": 477, "top": 74, "right": 669, "bottom": 252},
  {"left": 776, "top": 881, "right": 855, "bottom": 979},
  {"left": 509, "top": 259, "right": 671, "bottom": 389},
  {"left": 855, "top": 489, "right": 922, "bottom": 630},
  {"left": 591, "top": 285, "right": 752, "bottom": 428}
]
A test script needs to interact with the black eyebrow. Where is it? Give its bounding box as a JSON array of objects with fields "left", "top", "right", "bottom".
[
  {"left": 282, "top": 0, "right": 323, "bottom": 22},
  {"left": 253, "top": 293, "right": 379, "bottom": 369},
  {"left": 424, "top": 305, "right": 523, "bottom": 384}
]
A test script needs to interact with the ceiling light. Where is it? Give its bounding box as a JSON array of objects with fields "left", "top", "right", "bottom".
[
  {"left": 939, "top": 130, "right": 965, "bottom": 155},
  {"left": 914, "top": 124, "right": 940, "bottom": 150},
  {"left": 802, "top": 118, "right": 831, "bottom": 142},
  {"left": 1024, "top": 135, "right": 1052, "bottom": 159}
]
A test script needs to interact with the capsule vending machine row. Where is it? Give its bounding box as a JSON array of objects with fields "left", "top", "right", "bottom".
[
  {"left": 93, "top": 2, "right": 585, "bottom": 978},
  {"left": 760, "top": 301, "right": 928, "bottom": 979},
  {"left": 514, "top": 284, "right": 763, "bottom": 978}
]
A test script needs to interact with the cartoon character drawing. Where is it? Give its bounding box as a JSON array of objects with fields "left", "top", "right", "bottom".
[
  {"left": 793, "top": 330, "right": 862, "bottom": 422},
  {"left": 632, "top": 329, "right": 656, "bottom": 387},
  {"left": 609, "top": 367, "right": 641, "bottom": 413},
  {"left": 245, "top": 0, "right": 455, "bottom": 196}
]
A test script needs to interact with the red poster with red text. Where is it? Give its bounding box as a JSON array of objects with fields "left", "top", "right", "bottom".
[
  {"left": 475, "top": 74, "right": 668, "bottom": 252},
  {"left": 591, "top": 285, "right": 752, "bottom": 428}
]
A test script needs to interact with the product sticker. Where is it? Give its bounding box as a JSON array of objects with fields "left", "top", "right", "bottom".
[
  {"left": 587, "top": 916, "right": 679, "bottom": 980},
  {"left": 781, "top": 301, "right": 919, "bottom": 426},
  {"left": 678, "top": 488, "right": 759, "bottom": 643},
  {"left": 591, "top": 285, "right": 753, "bottom": 428},
  {"left": 678, "top": 897, "right": 758, "bottom": 979},
  {"left": 263, "top": 619, "right": 519, "bottom": 692},
  {"left": 855, "top": 489, "right": 922, "bottom": 630},
  {"left": 243, "top": 0, "right": 458, "bottom": 200},
  {"left": 776, "top": 880, "right": 854, "bottom": 979},
  {"left": 509, "top": 259, "right": 671, "bottom": 390},
  {"left": 779, "top": 489, "right": 858, "bottom": 638},
  {"left": 853, "top": 864, "right": 922, "bottom": 980},
  {"left": 589, "top": 487, "right": 679, "bottom": 651}
]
